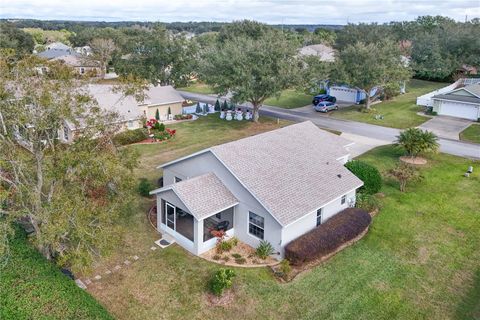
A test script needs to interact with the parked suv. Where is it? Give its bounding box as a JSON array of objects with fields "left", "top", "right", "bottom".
[{"left": 312, "top": 94, "right": 336, "bottom": 105}]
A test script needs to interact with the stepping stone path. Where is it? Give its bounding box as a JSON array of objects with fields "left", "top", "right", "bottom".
[
  {"left": 84, "top": 279, "right": 92, "bottom": 285},
  {"left": 105, "top": 270, "right": 112, "bottom": 275},
  {"left": 114, "top": 265, "right": 121, "bottom": 271},
  {"left": 150, "top": 246, "right": 157, "bottom": 251},
  {"left": 75, "top": 279, "right": 87, "bottom": 289},
  {"left": 133, "top": 255, "right": 139, "bottom": 261},
  {"left": 94, "top": 275, "right": 102, "bottom": 280},
  {"left": 124, "top": 260, "right": 131, "bottom": 265}
]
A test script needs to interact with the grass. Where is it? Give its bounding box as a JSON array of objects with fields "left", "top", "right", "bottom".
[
  {"left": 178, "top": 82, "right": 216, "bottom": 95},
  {"left": 84, "top": 116, "right": 480, "bottom": 320},
  {"left": 0, "top": 229, "right": 113, "bottom": 320},
  {"left": 331, "top": 79, "right": 448, "bottom": 129},
  {"left": 264, "top": 89, "right": 312, "bottom": 109},
  {"left": 460, "top": 124, "right": 480, "bottom": 144}
]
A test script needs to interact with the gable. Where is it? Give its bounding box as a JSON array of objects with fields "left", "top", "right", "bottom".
[{"left": 449, "top": 89, "right": 477, "bottom": 97}]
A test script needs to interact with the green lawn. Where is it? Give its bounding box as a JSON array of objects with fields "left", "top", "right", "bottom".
[
  {"left": 331, "top": 79, "right": 448, "bottom": 129},
  {"left": 0, "top": 229, "right": 113, "bottom": 320},
  {"left": 178, "top": 82, "right": 216, "bottom": 95},
  {"left": 460, "top": 124, "right": 480, "bottom": 144},
  {"left": 84, "top": 117, "right": 480, "bottom": 320},
  {"left": 264, "top": 89, "right": 312, "bottom": 109}
]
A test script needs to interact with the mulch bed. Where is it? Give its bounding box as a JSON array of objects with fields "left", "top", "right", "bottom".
[
  {"left": 400, "top": 156, "right": 427, "bottom": 165},
  {"left": 204, "top": 289, "right": 236, "bottom": 307},
  {"left": 201, "top": 241, "right": 278, "bottom": 267}
]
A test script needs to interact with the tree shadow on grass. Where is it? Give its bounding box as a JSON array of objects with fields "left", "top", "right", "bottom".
[{"left": 455, "top": 269, "right": 480, "bottom": 320}]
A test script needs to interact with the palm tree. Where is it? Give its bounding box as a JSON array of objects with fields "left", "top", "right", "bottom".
[{"left": 396, "top": 128, "right": 439, "bottom": 159}]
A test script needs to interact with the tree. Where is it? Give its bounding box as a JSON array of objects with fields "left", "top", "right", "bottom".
[
  {"left": 396, "top": 128, "right": 439, "bottom": 159},
  {"left": 0, "top": 55, "right": 137, "bottom": 272},
  {"left": 214, "top": 99, "right": 221, "bottom": 111},
  {"left": 155, "top": 108, "right": 160, "bottom": 120},
  {"left": 222, "top": 100, "right": 228, "bottom": 110},
  {"left": 203, "top": 103, "right": 208, "bottom": 114},
  {"left": 167, "top": 106, "right": 171, "bottom": 116},
  {"left": 201, "top": 20, "right": 298, "bottom": 122},
  {"left": 0, "top": 23, "right": 35, "bottom": 56},
  {"left": 195, "top": 102, "right": 202, "bottom": 113},
  {"left": 89, "top": 38, "right": 116, "bottom": 77},
  {"left": 331, "top": 40, "right": 411, "bottom": 110},
  {"left": 388, "top": 163, "right": 423, "bottom": 192}
]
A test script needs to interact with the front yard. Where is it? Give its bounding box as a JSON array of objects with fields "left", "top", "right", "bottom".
[
  {"left": 84, "top": 116, "right": 479, "bottom": 319},
  {"left": 330, "top": 79, "right": 448, "bottom": 129},
  {"left": 460, "top": 124, "right": 480, "bottom": 144}
]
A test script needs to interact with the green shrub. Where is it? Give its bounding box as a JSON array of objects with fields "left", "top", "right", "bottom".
[
  {"left": 137, "top": 178, "right": 153, "bottom": 197},
  {"left": 155, "top": 108, "right": 160, "bottom": 120},
  {"left": 196, "top": 102, "right": 202, "bottom": 113},
  {"left": 235, "top": 257, "right": 246, "bottom": 264},
  {"left": 153, "top": 122, "right": 165, "bottom": 131},
  {"left": 222, "top": 255, "right": 230, "bottom": 262},
  {"left": 231, "top": 253, "right": 242, "bottom": 259},
  {"left": 345, "top": 160, "right": 382, "bottom": 195},
  {"left": 214, "top": 99, "right": 221, "bottom": 111},
  {"left": 209, "top": 268, "right": 235, "bottom": 296},
  {"left": 279, "top": 259, "right": 291, "bottom": 275},
  {"left": 112, "top": 128, "right": 148, "bottom": 146},
  {"left": 355, "top": 193, "right": 381, "bottom": 212},
  {"left": 255, "top": 240, "right": 275, "bottom": 259},
  {"left": 212, "top": 254, "right": 221, "bottom": 261},
  {"left": 218, "top": 240, "right": 233, "bottom": 252}
]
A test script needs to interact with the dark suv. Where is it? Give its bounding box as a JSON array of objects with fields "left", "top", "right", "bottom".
[{"left": 312, "top": 94, "right": 336, "bottom": 105}]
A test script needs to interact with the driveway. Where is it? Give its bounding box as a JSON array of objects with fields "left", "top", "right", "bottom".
[
  {"left": 418, "top": 116, "right": 473, "bottom": 140},
  {"left": 293, "top": 101, "right": 353, "bottom": 115}
]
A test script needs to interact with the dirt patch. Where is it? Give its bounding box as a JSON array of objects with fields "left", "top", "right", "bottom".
[
  {"left": 400, "top": 156, "right": 428, "bottom": 165},
  {"left": 204, "top": 289, "right": 235, "bottom": 307},
  {"left": 418, "top": 246, "right": 430, "bottom": 264}
]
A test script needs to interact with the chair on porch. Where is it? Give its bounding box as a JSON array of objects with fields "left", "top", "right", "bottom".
[{"left": 216, "top": 220, "right": 229, "bottom": 231}]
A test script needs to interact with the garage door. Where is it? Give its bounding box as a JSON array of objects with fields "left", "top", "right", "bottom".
[
  {"left": 329, "top": 87, "right": 357, "bottom": 103},
  {"left": 440, "top": 101, "right": 479, "bottom": 120}
]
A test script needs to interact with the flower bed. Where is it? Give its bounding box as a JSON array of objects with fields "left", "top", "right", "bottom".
[
  {"left": 201, "top": 240, "right": 278, "bottom": 267},
  {"left": 144, "top": 119, "right": 176, "bottom": 142}
]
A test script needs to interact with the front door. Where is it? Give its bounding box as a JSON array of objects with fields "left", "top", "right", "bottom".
[{"left": 165, "top": 202, "right": 175, "bottom": 230}]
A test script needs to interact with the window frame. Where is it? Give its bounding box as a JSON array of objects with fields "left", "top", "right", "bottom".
[{"left": 248, "top": 211, "right": 265, "bottom": 240}]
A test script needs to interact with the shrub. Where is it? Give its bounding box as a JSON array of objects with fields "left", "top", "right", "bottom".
[
  {"left": 137, "top": 178, "right": 153, "bottom": 197},
  {"left": 279, "top": 259, "right": 291, "bottom": 275},
  {"left": 218, "top": 240, "right": 234, "bottom": 253},
  {"left": 285, "top": 208, "right": 371, "bottom": 266},
  {"left": 235, "top": 257, "right": 246, "bottom": 264},
  {"left": 112, "top": 128, "right": 148, "bottom": 146},
  {"left": 355, "top": 193, "right": 381, "bottom": 212},
  {"left": 196, "top": 102, "right": 202, "bottom": 113},
  {"left": 255, "top": 240, "right": 274, "bottom": 259},
  {"left": 214, "top": 99, "right": 221, "bottom": 111},
  {"left": 396, "top": 128, "right": 439, "bottom": 158},
  {"left": 209, "top": 268, "right": 235, "bottom": 296},
  {"left": 213, "top": 254, "right": 221, "bottom": 261},
  {"left": 229, "top": 237, "right": 239, "bottom": 246},
  {"left": 222, "top": 255, "right": 230, "bottom": 262},
  {"left": 345, "top": 160, "right": 382, "bottom": 195},
  {"left": 155, "top": 108, "right": 160, "bottom": 120},
  {"left": 231, "top": 253, "right": 242, "bottom": 259},
  {"left": 153, "top": 122, "right": 165, "bottom": 131}
]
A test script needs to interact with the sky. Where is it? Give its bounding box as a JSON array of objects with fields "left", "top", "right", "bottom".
[{"left": 1, "top": 0, "right": 479, "bottom": 24}]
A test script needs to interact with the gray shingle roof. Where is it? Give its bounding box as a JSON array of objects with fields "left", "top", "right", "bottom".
[
  {"left": 141, "top": 85, "right": 184, "bottom": 106},
  {"left": 210, "top": 121, "right": 362, "bottom": 226},
  {"left": 432, "top": 94, "right": 480, "bottom": 104},
  {"left": 152, "top": 172, "right": 238, "bottom": 220}
]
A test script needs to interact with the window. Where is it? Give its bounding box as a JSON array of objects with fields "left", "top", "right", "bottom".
[
  {"left": 175, "top": 176, "right": 182, "bottom": 183},
  {"left": 341, "top": 195, "right": 346, "bottom": 204},
  {"left": 80, "top": 67, "right": 85, "bottom": 74},
  {"left": 127, "top": 120, "right": 134, "bottom": 128},
  {"left": 63, "top": 124, "right": 69, "bottom": 141},
  {"left": 249, "top": 212, "right": 264, "bottom": 240},
  {"left": 316, "top": 208, "right": 323, "bottom": 226}
]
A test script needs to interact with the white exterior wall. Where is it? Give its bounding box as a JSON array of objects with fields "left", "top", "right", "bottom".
[
  {"left": 435, "top": 100, "right": 479, "bottom": 120},
  {"left": 280, "top": 189, "right": 357, "bottom": 254}
]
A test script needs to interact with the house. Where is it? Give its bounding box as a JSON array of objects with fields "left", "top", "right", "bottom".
[
  {"left": 37, "top": 42, "right": 74, "bottom": 59},
  {"left": 150, "top": 121, "right": 363, "bottom": 259},
  {"left": 60, "top": 84, "right": 185, "bottom": 143},
  {"left": 50, "top": 54, "right": 103, "bottom": 76},
  {"left": 431, "top": 83, "right": 480, "bottom": 120},
  {"left": 299, "top": 44, "right": 336, "bottom": 62}
]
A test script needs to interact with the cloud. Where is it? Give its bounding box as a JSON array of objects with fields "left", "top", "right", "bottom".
[{"left": 1, "top": 0, "right": 479, "bottom": 24}]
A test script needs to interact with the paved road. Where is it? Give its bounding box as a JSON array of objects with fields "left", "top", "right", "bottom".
[{"left": 179, "top": 91, "right": 480, "bottom": 160}]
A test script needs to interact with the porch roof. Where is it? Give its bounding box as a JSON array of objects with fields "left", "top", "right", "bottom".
[{"left": 150, "top": 172, "right": 238, "bottom": 220}]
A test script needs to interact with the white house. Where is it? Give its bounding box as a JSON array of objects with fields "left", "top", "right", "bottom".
[
  {"left": 430, "top": 83, "right": 480, "bottom": 120},
  {"left": 150, "top": 121, "right": 363, "bottom": 259}
]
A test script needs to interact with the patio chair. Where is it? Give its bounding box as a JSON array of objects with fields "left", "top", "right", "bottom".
[{"left": 216, "top": 221, "right": 229, "bottom": 231}]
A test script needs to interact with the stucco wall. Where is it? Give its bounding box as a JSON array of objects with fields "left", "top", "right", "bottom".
[{"left": 144, "top": 102, "right": 183, "bottom": 120}]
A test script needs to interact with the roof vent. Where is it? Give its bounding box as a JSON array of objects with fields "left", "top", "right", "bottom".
[{"left": 337, "top": 174, "right": 342, "bottom": 178}]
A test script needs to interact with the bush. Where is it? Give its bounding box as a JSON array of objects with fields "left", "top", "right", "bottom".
[
  {"left": 345, "top": 160, "right": 382, "bottom": 195},
  {"left": 255, "top": 240, "right": 275, "bottom": 259},
  {"left": 112, "top": 128, "right": 148, "bottom": 146},
  {"left": 222, "top": 255, "right": 230, "bottom": 262},
  {"left": 235, "top": 257, "right": 246, "bottom": 264},
  {"left": 137, "top": 178, "right": 153, "bottom": 197},
  {"left": 231, "top": 253, "right": 242, "bottom": 259},
  {"left": 355, "top": 193, "right": 381, "bottom": 212},
  {"left": 212, "top": 254, "right": 221, "bottom": 261},
  {"left": 285, "top": 208, "right": 371, "bottom": 266},
  {"left": 209, "top": 268, "right": 235, "bottom": 296},
  {"left": 218, "top": 240, "right": 234, "bottom": 253},
  {"left": 153, "top": 122, "right": 165, "bottom": 131}
]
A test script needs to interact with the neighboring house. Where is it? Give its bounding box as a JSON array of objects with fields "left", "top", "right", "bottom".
[
  {"left": 431, "top": 83, "right": 480, "bottom": 120},
  {"left": 45, "top": 42, "right": 71, "bottom": 51},
  {"left": 60, "top": 84, "right": 185, "bottom": 143},
  {"left": 456, "top": 64, "right": 478, "bottom": 77},
  {"left": 150, "top": 121, "right": 363, "bottom": 259},
  {"left": 299, "top": 43, "right": 336, "bottom": 62},
  {"left": 327, "top": 85, "right": 368, "bottom": 104},
  {"left": 50, "top": 54, "right": 103, "bottom": 76},
  {"left": 74, "top": 45, "right": 92, "bottom": 56}
]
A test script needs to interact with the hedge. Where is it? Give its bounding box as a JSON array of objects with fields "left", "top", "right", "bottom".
[
  {"left": 345, "top": 160, "right": 382, "bottom": 195},
  {"left": 112, "top": 128, "right": 148, "bottom": 146},
  {"left": 0, "top": 228, "right": 113, "bottom": 320},
  {"left": 284, "top": 208, "right": 371, "bottom": 266}
]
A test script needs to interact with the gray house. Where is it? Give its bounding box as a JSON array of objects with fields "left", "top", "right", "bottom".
[
  {"left": 150, "top": 121, "right": 363, "bottom": 258},
  {"left": 431, "top": 83, "right": 480, "bottom": 120}
]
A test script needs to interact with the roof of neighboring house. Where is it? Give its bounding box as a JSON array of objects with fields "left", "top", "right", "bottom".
[
  {"left": 37, "top": 48, "right": 74, "bottom": 59},
  {"left": 151, "top": 172, "right": 239, "bottom": 220},
  {"left": 299, "top": 44, "right": 336, "bottom": 62},
  {"left": 161, "top": 121, "right": 362, "bottom": 226},
  {"left": 433, "top": 84, "right": 480, "bottom": 104},
  {"left": 50, "top": 54, "right": 100, "bottom": 68},
  {"left": 46, "top": 42, "right": 71, "bottom": 51},
  {"left": 141, "top": 85, "right": 185, "bottom": 106}
]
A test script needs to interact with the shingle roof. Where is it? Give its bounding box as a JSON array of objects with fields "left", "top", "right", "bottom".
[
  {"left": 432, "top": 94, "right": 480, "bottom": 104},
  {"left": 37, "top": 49, "right": 74, "bottom": 59},
  {"left": 141, "top": 85, "right": 184, "bottom": 106},
  {"left": 464, "top": 84, "right": 480, "bottom": 97},
  {"left": 209, "top": 121, "right": 362, "bottom": 226},
  {"left": 51, "top": 54, "right": 99, "bottom": 67},
  {"left": 152, "top": 172, "right": 238, "bottom": 220},
  {"left": 299, "top": 44, "right": 336, "bottom": 62}
]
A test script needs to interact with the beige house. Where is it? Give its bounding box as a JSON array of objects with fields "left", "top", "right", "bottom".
[
  {"left": 60, "top": 84, "right": 185, "bottom": 143},
  {"left": 50, "top": 54, "right": 103, "bottom": 76}
]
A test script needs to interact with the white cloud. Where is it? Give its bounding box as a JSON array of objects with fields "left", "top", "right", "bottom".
[{"left": 1, "top": 0, "right": 479, "bottom": 24}]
